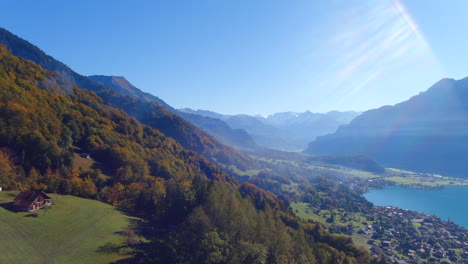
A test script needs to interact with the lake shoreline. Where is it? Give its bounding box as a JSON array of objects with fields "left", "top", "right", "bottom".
[{"left": 364, "top": 185, "right": 468, "bottom": 228}]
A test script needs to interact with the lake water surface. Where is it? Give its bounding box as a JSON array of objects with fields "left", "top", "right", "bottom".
[{"left": 364, "top": 185, "right": 468, "bottom": 228}]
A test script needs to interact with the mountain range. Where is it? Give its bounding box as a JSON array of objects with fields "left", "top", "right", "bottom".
[
  {"left": 306, "top": 77, "right": 468, "bottom": 177},
  {"left": 180, "top": 109, "right": 360, "bottom": 151},
  {"left": 86, "top": 74, "right": 359, "bottom": 153},
  {"left": 0, "top": 26, "right": 356, "bottom": 155},
  {"left": 6, "top": 24, "right": 467, "bottom": 179},
  {"left": 0, "top": 27, "right": 256, "bottom": 170},
  {"left": 87, "top": 75, "right": 259, "bottom": 151}
]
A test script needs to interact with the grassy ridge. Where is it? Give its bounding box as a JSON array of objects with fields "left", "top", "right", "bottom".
[{"left": 0, "top": 191, "right": 133, "bottom": 264}]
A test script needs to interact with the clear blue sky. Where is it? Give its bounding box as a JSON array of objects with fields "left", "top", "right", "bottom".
[{"left": 2, "top": 0, "right": 467, "bottom": 115}]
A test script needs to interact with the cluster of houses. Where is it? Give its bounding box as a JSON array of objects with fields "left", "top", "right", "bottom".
[{"left": 361, "top": 206, "right": 468, "bottom": 264}]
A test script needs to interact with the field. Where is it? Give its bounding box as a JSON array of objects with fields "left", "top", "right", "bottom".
[
  {"left": 301, "top": 163, "right": 468, "bottom": 187},
  {"left": 383, "top": 168, "right": 468, "bottom": 187},
  {"left": 290, "top": 202, "right": 371, "bottom": 248},
  {"left": 250, "top": 153, "right": 468, "bottom": 188},
  {"left": 291, "top": 202, "right": 366, "bottom": 226},
  {"left": 0, "top": 191, "right": 135, "bottom": 264},
  {"left": 72, "top": 152, "right": 112, "bottom": 181}
]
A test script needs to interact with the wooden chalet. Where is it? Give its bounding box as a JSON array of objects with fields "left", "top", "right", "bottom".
[{"left": 13, "top": 191, "right": 52, "bottom": 212}]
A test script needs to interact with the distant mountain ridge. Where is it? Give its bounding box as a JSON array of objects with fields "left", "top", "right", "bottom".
[
  {"left": 89, "top": 75, "right": 175, "bottom": 111},
  {"left": 176, "top": 112, "right": 259, "bottom": 150},
  {"left": 89, "top": 76, "right": 258, "bottom": 150},
  {"left": 180, "top": 109, "right": 360, "bottom": 151},
  {"left": 180, "top": 108, "right": 228, "bottom": 120},
  {"left": 306, "top": 77, "right": 468, "bottom": 177}
]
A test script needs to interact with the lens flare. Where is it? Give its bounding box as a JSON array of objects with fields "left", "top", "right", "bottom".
[{"left": 306, "top": 0, "right": 445, "bottom": 111}]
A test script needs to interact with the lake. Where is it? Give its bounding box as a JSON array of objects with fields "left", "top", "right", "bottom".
[{"left": 364, "top": 185, "right": 468, "bottom": 228}]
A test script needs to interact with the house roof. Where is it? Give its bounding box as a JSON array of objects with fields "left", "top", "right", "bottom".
[{"left": 13, "top": 191, "right": 51, "bottom": 207}]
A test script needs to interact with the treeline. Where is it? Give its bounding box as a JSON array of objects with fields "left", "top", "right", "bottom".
[
  {"left": 132, "top": 182, "right": 376, "bottom": 264},
  {"left": 0, "top": 45, "right": 381, "bottom": 263}
]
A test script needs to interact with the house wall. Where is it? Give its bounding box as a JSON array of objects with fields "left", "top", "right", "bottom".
[{"left": 13, "top": 192, "right": 52, "bottom": 212}]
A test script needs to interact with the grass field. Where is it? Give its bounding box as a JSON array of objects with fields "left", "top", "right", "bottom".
[
  {"left": 73, "top": 153, "right": 95, "bottom": 171},
  {"left": 291, "top": 202, "right": 372, "bottom": 249},
  {"left": 72, "top": 153, "right": 112, "bottom": 181},
  {"left": 250, "top": 153, "right": 468, "bottom": 188},
  {"left": 290, "top": 202, "right": 325, "bottom": 223},
  {"left": 384, "top": 168, "right": 468, "bottom": 187},
  {"left": 0, "top": 191, "right": 135, "bottom": 264}
]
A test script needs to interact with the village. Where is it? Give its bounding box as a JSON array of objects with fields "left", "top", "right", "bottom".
[
  {"left": 349, "top": 206, "right": 468, "bottom": 264},
  {"left": 270, "top": 156, "right": 468, "bottom": 264}
]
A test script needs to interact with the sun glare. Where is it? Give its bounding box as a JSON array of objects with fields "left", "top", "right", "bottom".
[{"left": 311, "top": 0, "right": 444, "bottom": 111}]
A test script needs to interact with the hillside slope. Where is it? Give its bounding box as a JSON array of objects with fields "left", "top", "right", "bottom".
[
  {"left": 89, "top": 75, "right": 175, "bottom": 111},
  {"left": 89, "top": 75, "right": 259, "bottom": 151},
  {"left": 0, "top": 192, "right": 132, "bottom": 264},
  {"left": 0, "top": 27, "right": 256, "bottom": 170}
]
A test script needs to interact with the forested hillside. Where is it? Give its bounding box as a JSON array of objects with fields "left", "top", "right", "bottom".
[
  {"left": 89, "top": 75, "right": 259, "bottom": 151},
  {"left": 0, "top": 43, "right": 380, "bottom": 263},
  {"left": 0, "top": 27, "right": 256, "bottom": 171}
]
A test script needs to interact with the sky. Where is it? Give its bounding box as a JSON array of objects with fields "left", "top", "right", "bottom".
[{"left": 1, "top": 0, "right": 468, "bottom": 115}]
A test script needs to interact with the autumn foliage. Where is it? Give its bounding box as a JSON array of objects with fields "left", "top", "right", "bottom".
[{"left": 0, "top": 44, "right": 378, "bottom": 263}]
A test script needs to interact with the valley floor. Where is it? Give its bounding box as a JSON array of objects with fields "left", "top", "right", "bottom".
[{"left": 244, "top": 154, "right": 468, "bottom": 263}]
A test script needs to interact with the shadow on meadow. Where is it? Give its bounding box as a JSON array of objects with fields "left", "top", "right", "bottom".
[{"left": 98, "top": 217, "right": 176, "bottom": 264}]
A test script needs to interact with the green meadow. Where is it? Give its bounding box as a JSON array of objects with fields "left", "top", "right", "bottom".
[{"left": 0, "top": 191, "right": 134, "bottom": 264}]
